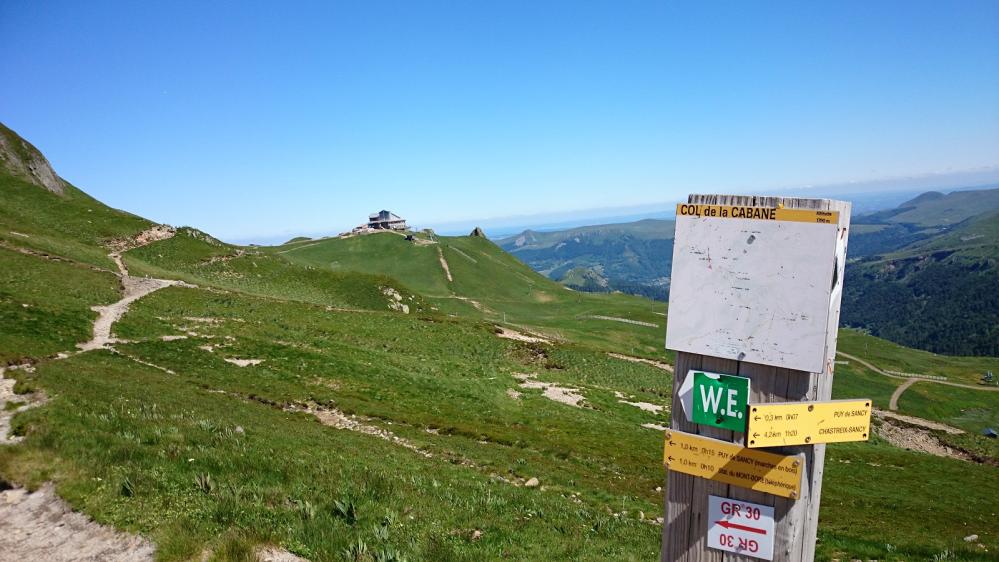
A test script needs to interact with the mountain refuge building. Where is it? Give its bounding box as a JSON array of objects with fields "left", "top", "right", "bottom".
[{"left": 368, "top": 210, "right": 407, "bottom": 231}]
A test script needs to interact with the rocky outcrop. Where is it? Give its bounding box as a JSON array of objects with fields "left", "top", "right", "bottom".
[
  {"left": 469, "top": 226, "right": 486, "bottom": 237},
  {"left": 0, "top": 122, "right": 66, "bottom": 194}
]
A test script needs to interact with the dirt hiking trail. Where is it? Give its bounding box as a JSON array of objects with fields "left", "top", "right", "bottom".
[
  {"left": 78, "top": 276, "right": 181, "bottom": 351},
  {"left": 79, "top": 225, "right": 193, "bottom": 351},
  {"left": 1, "top": 226, "right": 172, "bottom": 561},
  {"left": 0, "top": 484, "right": 156, "bottom": 561},
  {"left": 2, "top": 225, "right": 314, "bottom": 560}
]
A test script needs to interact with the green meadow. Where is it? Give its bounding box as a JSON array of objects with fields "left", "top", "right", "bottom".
[{"left": 1, "top": 155, "right": 997, "bottom": 560}]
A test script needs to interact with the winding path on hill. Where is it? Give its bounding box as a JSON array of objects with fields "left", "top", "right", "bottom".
[
  {"left": 79, "top": 225, "right": 186, "bottom": 351},
  {"left": 0, "top": 225, "right": 190, "bottom": 562},
  {"left": 889, "top": 378, "right": 921, "bottom": 411},
  {"left": 836, "top": 351, "right": 998, "bottom": 410}
]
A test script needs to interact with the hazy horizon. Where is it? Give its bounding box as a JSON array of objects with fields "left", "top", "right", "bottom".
[
  {"left": 3, "top": 1, "right": 998, "bottom": 242},
  {"left": 228, "top": 171, "right": 999, "bottom": 245}
]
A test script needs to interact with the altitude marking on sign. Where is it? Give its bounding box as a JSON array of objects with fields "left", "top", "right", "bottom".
[
  {"left": 707, "top": 496, "right": 775, "bottom": 560},
  {"left": 746, "top": 399, "right": 872, "bottom": 448},
  {"left": 663, "top": 430, "right": 803, "bottom": 499},
  {"left": 678, "top": 370, "right": 750, "bottom": 431},
  {"left": 675, "top": 204, "right": 839, "bottom": 224}
]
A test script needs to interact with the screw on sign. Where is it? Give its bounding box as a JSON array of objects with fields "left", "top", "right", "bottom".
[{"left": 707, "top": 495, "right": 775, "bottom": 560}]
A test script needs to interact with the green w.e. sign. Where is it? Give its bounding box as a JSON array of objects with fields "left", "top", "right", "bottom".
[{"left": 679, "top": 370, "right": 750, "bottom": 432}]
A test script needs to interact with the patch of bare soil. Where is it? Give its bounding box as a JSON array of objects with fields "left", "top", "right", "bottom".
[
  {"left": 613, "top": 391, "right": 666, "bottom": 414},
  {"left": 106, "top": 224, "right": 176, "bottom": 255},
  {"left": 874, "top": 409, "right": 965, "bottom": 435},
  {"left": 0, "top": 484, "right": 155, "bottom": 561},
  {"left": 256, "top": 546, "right": 309, "bottom": 562},
  {"left": 449, "top": 295, "right": 491, "bottom": 313},
  {"left": 286, "top": 402, "right": 432, "bottom": 458},
  {"left": 159, "top": 335, "right": 188, "bottom": 341},
  {"left": 203, "top": 250, "right": 246, "bottom": 264},
  {"left": 607, "top": 353, "right": 674, "bottom": 373},
  {"left": 0, "top": 365, "right": 46, "bottom": 445},
  {"left": 513, "top": 373, "right": 585, "bottom": 407},
  {"left": 224, "top": 358, "right": 265, "bottom": 367},
  {"left": 875, "top": 418, "right": 972, "bottom": 461},
  {"left": 641, "top": 423, "right": 668, "bottom": 431},
  {"left": 107, "top": 225, "right": 177, "bottom": 276},
  {"left": 183, "top": 316, "right": 223, "bottom": 324},
  {"left": 495, "top": 327, "right": 550, "bottom": 344}
]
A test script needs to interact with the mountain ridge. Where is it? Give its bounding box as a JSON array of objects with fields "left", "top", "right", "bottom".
[{"left": 0, "top": 123, "right": 65, "bottom": 194}]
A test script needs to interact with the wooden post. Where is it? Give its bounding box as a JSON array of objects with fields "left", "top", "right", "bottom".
[{"left": 660, "top": 194, "right": 851, "bottom": 562}]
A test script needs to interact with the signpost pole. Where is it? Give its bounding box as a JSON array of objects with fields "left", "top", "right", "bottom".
[{"left": 660, "top": 194, "right": 852, "bottom": 562}]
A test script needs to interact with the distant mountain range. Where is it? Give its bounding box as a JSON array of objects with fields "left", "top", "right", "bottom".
[
  {"left": 843, "top": 189, "right": 998, "bottom": 356},
  {"left": 499, "top": 189, "right": 999, "bottom": 356},
  {"left": 497, "top": 219, "right": 676, "bottom": 300}
]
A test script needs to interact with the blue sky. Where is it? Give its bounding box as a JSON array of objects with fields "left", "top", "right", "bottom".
[{"left": 2, "top": 1, "right": 998, "bottom": 242}]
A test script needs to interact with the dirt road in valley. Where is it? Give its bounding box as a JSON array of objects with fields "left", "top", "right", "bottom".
[
  {"left": 889, "top": 378, "right": 920, "bottom": 411},
  {"left": 836, "top": 351, "right": 998, "bottom": 409}
]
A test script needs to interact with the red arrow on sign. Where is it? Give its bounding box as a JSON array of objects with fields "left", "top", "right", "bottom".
[{"left": 716, "top": 520, "right": 767, "bottom": 535}]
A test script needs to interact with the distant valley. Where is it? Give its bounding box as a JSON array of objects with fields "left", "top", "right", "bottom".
[{"left": 499, "top": 188, "right": 999, "bottom": 356}]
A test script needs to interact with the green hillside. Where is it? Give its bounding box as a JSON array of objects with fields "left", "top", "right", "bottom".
[
  {"left": 843, "top": 191, "right": 999, "bottom": 356},
  {"left": 1, "top": 123, "right": 997, "bottom": 561},
  {"left": 496, "top": 219, "right": 675, "bottom": 300},
  {"left": 273, "top": 231, "right": 669, "bottom": 357},
  {"left": 858, "top": 188, "right": 999, "bottom": 227}
]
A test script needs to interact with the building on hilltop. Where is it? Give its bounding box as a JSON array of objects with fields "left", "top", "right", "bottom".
[{"left": 367, "top": 210, "right": 407, "bottom": 231}]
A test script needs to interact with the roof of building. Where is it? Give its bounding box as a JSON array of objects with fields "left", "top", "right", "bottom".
[{"left": 369, "top": 210, "right": 404, "bottom": 222}]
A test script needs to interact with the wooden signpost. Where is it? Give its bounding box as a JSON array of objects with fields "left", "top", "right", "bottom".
[{"left": 661, "top": 194, "right": 855, "bottom": 562}]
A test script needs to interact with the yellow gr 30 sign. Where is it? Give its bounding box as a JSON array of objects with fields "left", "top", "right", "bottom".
[{"left": 746, "top": 399, "right": 871, "bottom": 448}]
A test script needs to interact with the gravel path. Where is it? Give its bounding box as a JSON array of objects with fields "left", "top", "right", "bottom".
[
  {"left": 889, "top": 378, "right": 920, "bottom": 411},
  {"left": 0, "top": 485, "right": 155, "bottom": 561},
  {"left": 77, "top": 276, "right": 180, "bottom": 351}
]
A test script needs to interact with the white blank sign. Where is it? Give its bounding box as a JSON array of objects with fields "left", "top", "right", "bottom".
[{"left": 665, "top": 209, "right": 840, "bottom": 373}]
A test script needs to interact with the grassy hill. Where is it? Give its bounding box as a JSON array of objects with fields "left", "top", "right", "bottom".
[
  {"left": 857, "top": 188, "right": 999, "bottom": 227},
  {"left": 842, "top": 190, "right": 999, "bottom": 356},
  {"left": 0, "top": 123, "right": 997, "bottom": 561},
  {"left": 496, "top": 219, "right": 675, "bottom": 300},
  {"left": 272, "top": 231, "right": 669, "bottom": 357}
]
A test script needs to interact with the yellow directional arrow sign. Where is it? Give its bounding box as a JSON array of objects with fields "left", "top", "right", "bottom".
[
  {"left": 746, "top": 399, "right": 872, "bottom": 448},
  {"left": 663, "top": 430, "right": 804, "bottom": 499}
]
